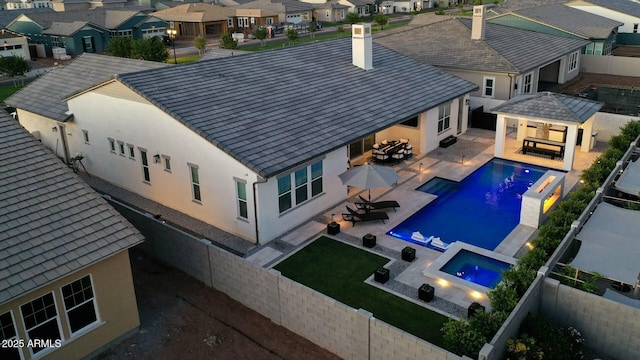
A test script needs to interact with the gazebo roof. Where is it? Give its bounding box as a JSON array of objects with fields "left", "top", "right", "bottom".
[{"left": 491, "top": 92, "right": 602, "bottom": 124}]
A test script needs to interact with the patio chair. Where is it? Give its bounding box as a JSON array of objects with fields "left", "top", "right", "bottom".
[
  {"left": 356, "top": 195, "right": 400, "bottom": 212},
  {"left": 342, "top": 206, "right": 389, "bottom": 226}
]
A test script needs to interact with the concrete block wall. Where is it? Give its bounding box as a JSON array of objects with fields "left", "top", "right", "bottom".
[
  {"left": 542, "top": 280, "right": 640, "bottom": 360},
  {"left": 581, "top": 55, "right": 640, "bottom": 77},
  {"left": 208, "top": 245, "right": 281, "bottom": 324},
  {"left": 106, "top": 197, "right": 213, "bottom": 287},
  {"left": 593, "top": 112, "right": 639, "bottom": 143},
  {"left": 278, "top": 276, "right": 370, "bottom": 360},
  {"left": 369, "top": 318, "right": 457, "bottom": 360}
]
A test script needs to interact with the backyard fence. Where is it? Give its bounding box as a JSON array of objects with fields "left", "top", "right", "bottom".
[
  {"left": 105, "top": 196, "right": 462, "bottom": 360},
  {"left": 581, "top": 55, "right": 640, "bottom": 77}
]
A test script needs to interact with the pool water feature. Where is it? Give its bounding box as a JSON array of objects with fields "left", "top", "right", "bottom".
[
  {"left": 440, "top": 249, "right": 511, "bottom": 288},
  {"left": 388, "top": 158, "right": 549, "bottom": 250}
]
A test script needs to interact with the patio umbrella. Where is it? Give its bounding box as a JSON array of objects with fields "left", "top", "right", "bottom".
[{"left": 338, "top": 164, "right": 400, "bottom": 203}]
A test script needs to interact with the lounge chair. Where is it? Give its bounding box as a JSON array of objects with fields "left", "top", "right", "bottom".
[
  {"left": 356, "top": 195, "right": 400, "bottom": 212},
  {"left": 411, "top": 232, "right": 433, "bottom": 245},
  {"left": 429, "top": 237, "right": 452, "bottom": 251},
  {"left": 342, "top": 206, "right": 389, "bottom": 226}
]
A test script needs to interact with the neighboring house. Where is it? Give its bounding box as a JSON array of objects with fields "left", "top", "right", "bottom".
[
  {"left": 151, "top": 3, "right": 237, "bottom": 37},
  {"left": 566, "top": 0, "right": 640, "bottom": 45},
  {"left": 4, "top": 0, "right": 52, "bottom": 10},
  {"left": 12, "top": 24, "right": 477, "bottom": 244},
  {"left": 488, "top": 3, "right": 623, "bottom": 55},
  {"left": 0, "top": 30, "right": 31, "bottom": 60},
  {"left": 376, "top": 7, "right": 589, "bottom": 122},
  {"left": 6, "top": 9, "right": 168, "bottom": 56},
  {"left": 234, "top": 0, "right": 315, "bottom": 24},
  {"left": 311, "top": 1, "right": 349, "bottom": 23},
  {"left": 0, "top": 112, "right": 144, "bottom": 360},
  {"left": 50, "top": 0, "right": 127, "bottom": 11},
  {"left": 6, "top": 53, "right": 168, "bottom": 164},
  {"left": 341, "top": 0, "right": 376, "bottom": 15}
]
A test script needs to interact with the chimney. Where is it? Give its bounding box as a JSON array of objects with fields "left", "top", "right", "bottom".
[
  {"left": 471, "top": 5, "right": 486, "bottom": 40},
  {"left": 352, "top": 23, "right": 373, "bottom": 70}
]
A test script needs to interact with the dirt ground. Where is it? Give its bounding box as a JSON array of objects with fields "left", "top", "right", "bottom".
[{"left": 95, "top": 249, "right": 341, "bottom": 360}]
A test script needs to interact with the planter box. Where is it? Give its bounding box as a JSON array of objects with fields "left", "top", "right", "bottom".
[
  {"left": 418, "top": 283, "right": 434, "bottom": 302},
  {"left": 363, "top": 234, "right": 376, "bottom": 248},
  {"left": 327, "top": 222, "right": 340, "bottom": 235},
  {"left": 439, "top": 135, "right": 457, "bottom": 148},
  {"left": 401, "top": 246, "right": 416, "bottom": 262},
  {"left": 468, "top": 302, "right": 485, "bottom": 318},
  {"left": 374, "top": 267, "right": 390, "bottom": 283}
]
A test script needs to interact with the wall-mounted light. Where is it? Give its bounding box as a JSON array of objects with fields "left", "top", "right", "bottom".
[
  {"left": 153, "top": 154, "right": 161, "bottom": 163},
  {"left": 52, "top": 127, "right": 57, "bottom": 132},
  {"left": 465, "top": 98, "right": 470, "bottom": 106}
]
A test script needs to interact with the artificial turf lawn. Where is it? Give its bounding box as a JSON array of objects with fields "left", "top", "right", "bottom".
[{"left": 273, "top": 236, "right": 448, "bottom": 348}]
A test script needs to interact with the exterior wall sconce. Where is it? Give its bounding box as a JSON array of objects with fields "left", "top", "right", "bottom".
[
  {"left": 465, "top": 98, "right": 470, "bottom": 106},
  {"left": 52, "top": 127, "right": 57, "bottom": 132},
  {"left": 153, "top": 154, "right": 161, "bottom": 163}
]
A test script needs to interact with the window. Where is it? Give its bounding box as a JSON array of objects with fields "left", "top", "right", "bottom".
[
  {"left": 267, "top": 17, "right": 273, "bottom": 25},
  {"left": 311, "top": 161, "right": 323, "bottom": 196},
  {"left": 162, "top": 155, "right": 171, "bottom": 172},
  {"left": 483, "top": 76, "right": 495, "bottom": 97},
  {"left": 236, "top": 180, "right": 248, "bottom": 219},
  {"left": 568, "top": 51, "right": 578, "bottom": 72},
  {"left": 61, "top": 275, "right": 98, "bottom": 334},
  {"left": 140, "top": 149, "right": 150, "bottom": 182},
  {"left": 108, "top": 138, "right": 115, "bottom": 153},
  {"left": 326, "top": 10, "right": 330, "bottom": 17},
  {"left": 227, "top": 18, "right": 233, "bottom": 28},
  {"left": 634, "top": 24, "right": 638, "bottom": 34},
  {"left": 437, "top": 103, "right": 451, "bottom": 133},
  {"left": 242, "top": 17, "right": 249, "bottom": 28},
  {"left": 118, "top": 141, "right": 125, "bottom": 156},
  {"left": 294, "top": 168, "right": 308, "bottom": 205},
  {"left": 190, "top": 164, "right": 201, "bottom": 202},
  {"left": 128, "top": 144, "right": 135, "bottom": 159},
  {"left": 20, "top": 293, "right": 62, "bottom": 355},
  {"left": 0, "top": 311, "right": 21, "bottom": 360},
  {"left": 340, "top": 10, "right": 345, "bottom": 18},
  {"left": 82, "top": 130, "right": 89, "bottom": 143},
  {"left": 523, "top": 72, "right": 533, "bottom": 94},
  {"left": 277, "top": 161, "right": 323, "bottom": 214},
  {"left": 237, "top": 18, "right": 244, "bottom": 27},
  {"left": 51, "top": 36, "right": 62, "bottom": 47}
]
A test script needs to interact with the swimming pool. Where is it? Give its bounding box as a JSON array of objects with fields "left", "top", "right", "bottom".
[
  {"left": 388, "top": 158, "right": 549, "bottom": 250},
  {"left": 440, "top": 249, "right": 511, "bottom": 288}
]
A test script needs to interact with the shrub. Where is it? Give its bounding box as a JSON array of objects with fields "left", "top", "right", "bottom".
[
  {"left": 435, "top": 9, "right": 445, "bottom": 15},
  {"left": 220, "top": 33, "right": 238, "bottom": 49}
]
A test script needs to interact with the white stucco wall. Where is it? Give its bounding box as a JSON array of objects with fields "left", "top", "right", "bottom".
[
  {"left": 567, "top": 3, "right": 639, "bottom": 33},
  {"left": 66, "top": 82, "right": 260, "bottom": 242},
  {"left": 17, "top": 109, "right": 67, "bottom": 159}
]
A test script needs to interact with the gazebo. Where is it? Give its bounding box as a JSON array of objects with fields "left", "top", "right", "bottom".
[{"left": 491, "top": 92, "right": 603, "bottom": 171}]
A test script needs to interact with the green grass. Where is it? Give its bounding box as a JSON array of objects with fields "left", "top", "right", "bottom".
[
  {"left": 274, "top": 236, "right": 449, "bottom": 348},
  {"left": 0, "top": 84, "right": 25, "bottom": 103}
]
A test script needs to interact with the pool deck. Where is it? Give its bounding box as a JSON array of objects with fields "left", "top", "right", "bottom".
[{"left": 84, "top": 128, "right": 604, "bottom": 318}]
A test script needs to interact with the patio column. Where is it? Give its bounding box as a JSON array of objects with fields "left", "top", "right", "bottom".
[
  {"left": 516, "top": 118, "right": 528, "bottom": 142},
  {"left": 494, "top": 114, "right": 507, "bottom": 158},
  {"left": 563, "top": 125, "right": 578, "bottom": 171},
  {"left": 581, "top": 116, "right": 595, "bottom": 153}
]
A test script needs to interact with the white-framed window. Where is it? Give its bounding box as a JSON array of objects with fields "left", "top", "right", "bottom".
[
  {"left": 340, "top": 10, "right": 345, "bottom": 18},
  {"left": 61, "top": 275, "right": 98, "bottom": 335},
  {"left": 250, "top": 17, "right": 255, "bottom": 24},
  {"left": 633, "top": 24, "right": 638, "bottom": 34},
  {"left": 483, "top": 76, "right": 495, "bottom": 98},
  {"left": 51, "top": 36, "right": 62, "bottom": 48},
  {"left": 267, "top": 17, "right": 273, "bottom": 25},
  {"left": 108, "top": 138, "right": 115, "bottom": 153},
  {"left": 82, "top": 130, "right": 89, "bottom": 144},
  {"left": 568, "top": 51, "right": 578, "bottom": 72},
  {"left": 128, "top": 144, "right": 135, "bottom": 159},
  {"left": 20, "top": 292, "right": 62, "bottom": 356},
  {"left": 523, "top": 72, "right": 533, "bottom": 94},
  {"left": 277, "top": 160, "right": 323, "bottom": 213},
  {"left": 437, "top": 102, "right": 451, "bottom": 133},
  {"left": 227, "top": 18, "right": 233, "bottom": 28},
  {"left": 140, "top": 148, "right": 150, "bottom": 183},
  {"left": 237, "top": 18, "right": 244, "bottom": 27},
  {"left": 0, "top": 310, "right": 22, "bottom": 360},
  {"left": 162, "top": 155, "right": 171, "bottom": 172},
  {"left": 242, "top": 17, "right": 249, "bottom": 28},
  {"left": 236, "top": 179, "right": 248, "bottom": 219},
  {"left": 118, "top": 141, "right": 125, "bottom": 156},
  {"left": 189, "top": 164, "right": 201, "bottom": 202}
]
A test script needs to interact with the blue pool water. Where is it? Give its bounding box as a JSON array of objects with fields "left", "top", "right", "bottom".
[
  {"left": 387, "top": 158, "right": 549, "bottom": 250},
  {"left": 440, "top": 250, "right": 512, "bottom": 288}
]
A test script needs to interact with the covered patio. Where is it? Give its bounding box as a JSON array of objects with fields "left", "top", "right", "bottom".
[{"left": 491, "top": 92, "right": 603, "bottom": 171}]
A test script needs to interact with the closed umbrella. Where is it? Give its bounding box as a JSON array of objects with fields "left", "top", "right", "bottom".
[{"left": 338, "top": 164, "right": 400, "bottom": 203}]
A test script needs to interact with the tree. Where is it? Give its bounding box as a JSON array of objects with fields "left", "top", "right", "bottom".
[
  {"left": 345, "top": 12, "right": 361, "bottom": 25},
  {"left": 132, "top": 37, "right": 169, "bottom": 63},
  {"left": 254, "top": 27, "right": 268, "bottom": 47},
  {"left": 220, "top": 33, "right": 238, "bottom": 49},
  {"left": 194, "top": 36, "right": 206, "bottom": 56},
  {"left": 374, "top": 14, "right": 388, "bottom": 30},
  {"left": 457, "top": 2, "right": 465, "bottom": 13},
  {"left": 0, "top": 55, "right": 30, "bottom": 86},
  {"left": 107, "top": 36, "right": 134, "bottom": 58},
  {"left": 285, "top": 29, "right": 298, "bottom": 45},
  {"left": 307, "top": 22, "right": 317, "bottom": 39}
]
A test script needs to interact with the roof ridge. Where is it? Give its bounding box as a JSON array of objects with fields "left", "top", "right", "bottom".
[{"left": 456, "top": 18, "right": 519, "bottom": 73}]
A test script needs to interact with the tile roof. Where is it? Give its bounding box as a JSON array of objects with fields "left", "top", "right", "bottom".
[
  {"left": 375, "top": 17, "right": 588, "bottom": 74},
  {"left": 114, "top": 37, "right": 477, "bottom": 178},
  {"left": 503, "top": 3, "right": 623, "bottom": 39},
  {"left": 0, "top": 7, "right": 54, "bottom": 28},
  {"left": 14, "top": 8, "right": 147, "bottom": 30},
  {"left": 234, "top": 0, "right": 315, "bottom": 13},
  {"left": 151, "top": 3, "right": 237, "bottom": 22},
  {"left": 578, "top": 0, "right": 640, "bottom": 18},
  {"left": 42, "top": 21, "right": 102, "bottom": 36},
  {"left": 499, "top": 0, "right": 568, "bottom": 11},
  {"left": 490, "top": 92, "right": 603, "bottom": 123},
  {"left": 0, "top": 113, "right": 144, "bottom": 306},
  {"left": 5, "top": 53, "right": 168, "bottom": 122}
]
